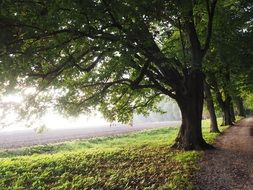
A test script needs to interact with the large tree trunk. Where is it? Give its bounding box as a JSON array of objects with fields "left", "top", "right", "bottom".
[
  {"left": 230, "top": 102, "right": 236, "bottom": 123},
  {"left": 235, "top": 96, "right": 246, "bottom": 117},
  {"left": 223, "top": 94, "right": 234, "bottom": 125},
  {"left": 204, "top": 82, "right": 219, "bottom": 133},
  {"left": 172, "top": 71, "right": 213, "bottom": 150},
  {"left": 222, "top": 105, "right": 233, "bottom": 126},
  {"left": 171, "top": 0, "right": 217, "bottom": 150},
  {"left": 215, "top": 90, "right": 234, "bottom": 126}
]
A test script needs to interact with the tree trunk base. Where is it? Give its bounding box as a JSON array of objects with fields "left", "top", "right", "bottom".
[
  {"left": 171, "top": 138, "right": 215, "bottom": 150},
  {"left": 210, "top": 129, "right": 221, "bottom": 133},
  {"left": 221, "top": 120, "right": 233, "bottom": 126}
]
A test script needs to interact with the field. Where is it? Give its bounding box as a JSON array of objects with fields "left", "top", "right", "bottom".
[{"left": 0, "top": 120, "right": 227, "bottom": 190}]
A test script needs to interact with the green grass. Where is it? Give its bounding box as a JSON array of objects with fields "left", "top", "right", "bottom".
[
  {"left": 0, "top": 127, "right": 179, "bottom": 158},
  {"left": 202, "top": 118, "right": 223, "bottom": 143},
  {"left": 0, "top": 120, "right": 228, "bottom": 190}
]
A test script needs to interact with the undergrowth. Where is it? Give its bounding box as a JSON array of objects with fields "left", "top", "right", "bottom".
[{"left": 0, "top": 119, "right": 228, "bottom": 189}]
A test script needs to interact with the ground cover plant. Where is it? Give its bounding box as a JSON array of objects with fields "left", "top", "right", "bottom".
[{"left": 0, "top": 120, "right": 228, "bottom": 189}]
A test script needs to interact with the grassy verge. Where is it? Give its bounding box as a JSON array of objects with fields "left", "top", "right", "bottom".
[{"left": 0, "top": 120, "right": 228, "bottom": 190}]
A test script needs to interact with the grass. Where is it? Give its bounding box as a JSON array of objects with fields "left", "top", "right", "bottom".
[{"left": 0, "top": 120, "right": 228, "bottom": 190}]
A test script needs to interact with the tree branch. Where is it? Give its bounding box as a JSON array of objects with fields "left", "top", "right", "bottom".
[
  {"left": 132, "top": 93, "right": 162, "bottom": 109},
  {"left": 202, "top": 0, "right": 218, "bottom": 55},
  {"left": 131, "top": 61, "right": 150, "bottom": 89},
  {"left": 102, "top": 0, "right": 123, "bottom": 30},
  {"left": 178, "top": 18, "right": 187, "bottom": 63},
  {"left": 79, "top": 79, "right": 132, "bottom": 88},
  {"left": 73, "top": 52, "right": 105, "bottom": 72}
]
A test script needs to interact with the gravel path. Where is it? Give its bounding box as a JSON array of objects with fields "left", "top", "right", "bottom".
[
  {"left": 0, "top": 121, "right": 180, "bottom": 149},
  {"left": 192, "top": 117, "right": 253, "bottom": 190}
]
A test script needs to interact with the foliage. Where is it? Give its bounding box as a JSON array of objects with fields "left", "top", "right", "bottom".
[
  {"left": 0, "top": 0, "right": 217, "bottom": 124},
  {"left": 244, "top": 94, "right": 253, "bottom": 111},
  {"left": 0, "top": 120, "right": 228, "bottom": 189},
  {"left": 202, "top": 118, "right": 223, "bottom": 142},
  {"left": 204, "top": 0, "right": 253, "bottom": 111}
]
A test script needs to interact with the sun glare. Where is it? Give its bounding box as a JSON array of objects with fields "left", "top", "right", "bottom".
[
  {"left": 1, "top": 94, "right": 23, "bottom": 103},
  {"left": 0, "top": 88, "right": 109, "bottom": 131},
  {"left": 43, "top": 112, "right": 109, "bottom": 129}
]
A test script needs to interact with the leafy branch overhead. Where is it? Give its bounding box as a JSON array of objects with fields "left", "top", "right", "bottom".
[{"left": 0, "top": 1, "right": 218, "bottom": 122}]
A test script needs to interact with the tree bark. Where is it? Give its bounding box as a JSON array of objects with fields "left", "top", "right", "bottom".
[
  {"left": 171, "top": 0, "right": 217, "bottom": 150},
  {"left": 230, "top": 101, "right": 236, "bottom": 122},
  {"left": 235, "top": 96, "right": 246, "bottom": 117},
  {"left": 222, "top": 107, "right": 232, "bottom": 125},
  {"left": 204, "top": 82, "right": 220, "bottom": 133},
  {"left": 215, "top": 90, "right": 234, "bottom": 126},
  {"left": 222, "top": 96, "right": 234, "bottom": 125},
  {"left": 172, "top": 71, "right": 213, "bottom": 150}
]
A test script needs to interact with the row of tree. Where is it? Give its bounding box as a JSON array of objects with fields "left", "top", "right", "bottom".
[
  {"left": 203, "top": 0, "right": 252, "bottom": 133},
  {"left": 0, "top": 0, "right": 252, "bottom": 150}
]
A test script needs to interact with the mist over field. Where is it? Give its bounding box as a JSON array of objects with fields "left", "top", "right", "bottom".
[{"left": 1, "top": 99, "right": 181, "bottom": 132}]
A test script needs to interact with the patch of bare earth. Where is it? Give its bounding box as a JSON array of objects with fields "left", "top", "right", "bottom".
[{"left": 192, "top": 117, "right": 253, "bottom": 190}]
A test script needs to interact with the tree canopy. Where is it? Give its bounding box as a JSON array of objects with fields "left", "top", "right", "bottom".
[
  {"left": 1, "top": 0, "right": 252, "bottom": 149},
  {"left": 204, "top": 0, "right": 253, "bottom": 124},
  {"left": 0, "top": 0, "right": 215, "bottom": 120}
]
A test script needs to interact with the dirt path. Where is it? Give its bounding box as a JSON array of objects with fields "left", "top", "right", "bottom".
[{"left": 192, "top": 117, "right": 253, "bottom": 190}]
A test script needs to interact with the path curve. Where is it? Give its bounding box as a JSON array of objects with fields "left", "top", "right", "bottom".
[{"left": 192, "top": 117, "right": 253, "bottom": 190}]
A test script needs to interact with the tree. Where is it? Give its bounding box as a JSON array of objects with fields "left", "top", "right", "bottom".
[
  {"left": 235, "top": 96, "right": 246, "bottom": 117},
  {"left": 204, "top": 0, "right": 253, "bottom": 125},
  {"left": 0, "top": 0, "right": 218, "bottom": 150},
  {"left": 204, "top": 81, "right": 219, "bottom": 132}
]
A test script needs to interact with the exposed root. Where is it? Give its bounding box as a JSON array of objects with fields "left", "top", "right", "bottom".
[{"left": 171, "top": 139, "right": 215, "bottom": 151}]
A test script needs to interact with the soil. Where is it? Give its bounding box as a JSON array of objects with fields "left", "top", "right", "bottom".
[{"left": 192, "top": 117, "right": 253, "bottom": 190}]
